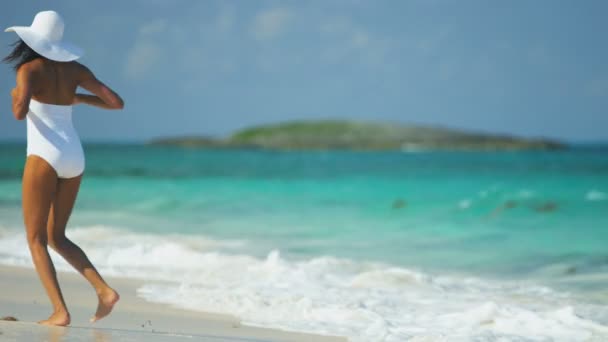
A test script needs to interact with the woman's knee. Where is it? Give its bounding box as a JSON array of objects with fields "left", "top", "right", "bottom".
[
  {"left": 48, "top": 234, "right": 69, "bottom": 251},
  {"left": 27, "top": 231, "right": 48, "bottom": 247}
]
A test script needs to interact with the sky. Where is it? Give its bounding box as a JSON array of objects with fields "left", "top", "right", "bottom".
[{"left": 1, "top": 0, "right": 607, "bottom": 142}]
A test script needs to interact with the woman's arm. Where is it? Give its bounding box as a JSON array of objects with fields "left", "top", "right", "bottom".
[
  {"left": 11, "top": 66, "right": 33, "bottom": 120},
  {"left": 76, "top": 64, "right": 124, "bottom": 110},
  {"left": 73, "top": 93, "right": 121, "bottom": 109}
]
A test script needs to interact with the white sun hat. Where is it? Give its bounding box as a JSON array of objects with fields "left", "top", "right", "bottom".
[{"left": 5, "top": 10, "right": 83, "bottom": 62}]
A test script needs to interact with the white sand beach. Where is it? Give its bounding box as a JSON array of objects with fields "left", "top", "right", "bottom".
[{"left": 0, "top": 265, "right": 347, "bottom": 341}]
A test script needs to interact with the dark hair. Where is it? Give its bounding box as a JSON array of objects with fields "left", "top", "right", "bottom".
[{"left": 3, "top": 40, "right": 43, "bottom": 71}]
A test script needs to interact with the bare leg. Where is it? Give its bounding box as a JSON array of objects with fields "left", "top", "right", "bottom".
[
  {"left": 46, "top": 174, "right": 119, "bottom": 323},
  {"left": 22, "top": 156, "right": 70, "bottom": 326}
]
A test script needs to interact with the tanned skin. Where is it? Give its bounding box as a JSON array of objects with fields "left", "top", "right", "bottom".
[{"left": 11, "top": 58, "right": 124, "bottom": 326}]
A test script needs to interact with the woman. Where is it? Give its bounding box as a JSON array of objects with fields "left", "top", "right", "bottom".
[{"left": 4, "top": 11, "right": 124, "bottom": 326}]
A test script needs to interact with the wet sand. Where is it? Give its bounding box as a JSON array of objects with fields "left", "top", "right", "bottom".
[{"left": 0, "top": 265, "right": 347, "bottom": 341}]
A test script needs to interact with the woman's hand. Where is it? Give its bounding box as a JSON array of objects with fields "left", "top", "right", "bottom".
[{"left": 10, "top": 88, "right": 17, "bottom": 99}]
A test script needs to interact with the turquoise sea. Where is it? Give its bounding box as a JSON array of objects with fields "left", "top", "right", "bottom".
[{"left": 1, "top": 143, "right": 607, "bottom": 340}]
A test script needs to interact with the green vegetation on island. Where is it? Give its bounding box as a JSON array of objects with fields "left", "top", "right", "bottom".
[{"left": 148, "top": 120, "right": 566, "bottom": 151}]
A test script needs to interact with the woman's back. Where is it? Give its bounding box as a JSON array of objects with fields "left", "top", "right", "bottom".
[
  {"left": 22, "top": 58, "right": 86, "bottom": 106},
  {"left": 11, "top": 55, "right": 123, "bottom": 120}
]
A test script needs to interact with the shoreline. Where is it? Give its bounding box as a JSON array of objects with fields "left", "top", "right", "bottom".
[{"left": 0, "top": 264, "right": 347, "bottom": 341}]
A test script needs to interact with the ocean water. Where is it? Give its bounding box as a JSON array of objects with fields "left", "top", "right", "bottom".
[{"left": 1, "top": 143, "right": 607, "bottom": 341}]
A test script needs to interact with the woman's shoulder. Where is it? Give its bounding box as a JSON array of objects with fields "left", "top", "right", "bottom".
[
  {"left": 69, "top": 61, "right": 88, "bottom": 70},
  {"left": 19, "top": 59, "right": 84, "bottom": 74},
  {"left": 51, "top": 61, "right": 94, "bottom": 82},
  {"left": 18, "top": 58, "right": 44, "bottom": 73},
  {"left": 64, "top": 61, "right": 92, "bottom": 75},
  {"left": 18, "top": 60, "right": 93, "bottom": 86}
]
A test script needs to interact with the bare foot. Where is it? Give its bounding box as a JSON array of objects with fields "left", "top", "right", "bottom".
[
  {"left": 90, "top": 288, "right": 119, "bottom": 323},
  {"left": 38, "top": 311, "right": 70, "bottom": 326}
]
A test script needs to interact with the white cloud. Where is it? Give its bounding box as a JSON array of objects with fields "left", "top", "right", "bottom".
[
  {"left": 124, "top": 41, "right": 162, "bottom": 79},
  {"left": 251, "top": 8, "right": 292, "bottom": 41},
  {"left": 139, "top": 19, "right": 168, "bottom": 35},
  {"left": 351, "top": 31, "right": 370, "bottom": 48},
  {"left": 217, "top": 5, "right": 235, "bottom": 34},
  {"left": 124, "top": 20, "right": 169, "bottom": 79}
]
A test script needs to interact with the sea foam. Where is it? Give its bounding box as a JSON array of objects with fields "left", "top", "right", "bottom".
[
  {"left": 586, "top": 190, "right": 607, "bottom": 201},
  {"left": 0, "top": 225, "right": 606, "bottom": 341}
]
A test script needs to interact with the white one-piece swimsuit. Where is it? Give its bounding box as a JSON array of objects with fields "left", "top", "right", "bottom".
[{"left": 26, "top": 99, "right": 85, "bottom": 179}]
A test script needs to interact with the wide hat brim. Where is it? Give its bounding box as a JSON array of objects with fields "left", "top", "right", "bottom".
[{"left": 5, "top": 26, "right": 83, "bottom": 62}]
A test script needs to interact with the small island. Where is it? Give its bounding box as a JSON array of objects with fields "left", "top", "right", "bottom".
[{"left": 148, "top": 120, "right": 565, "bottom": 151}]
